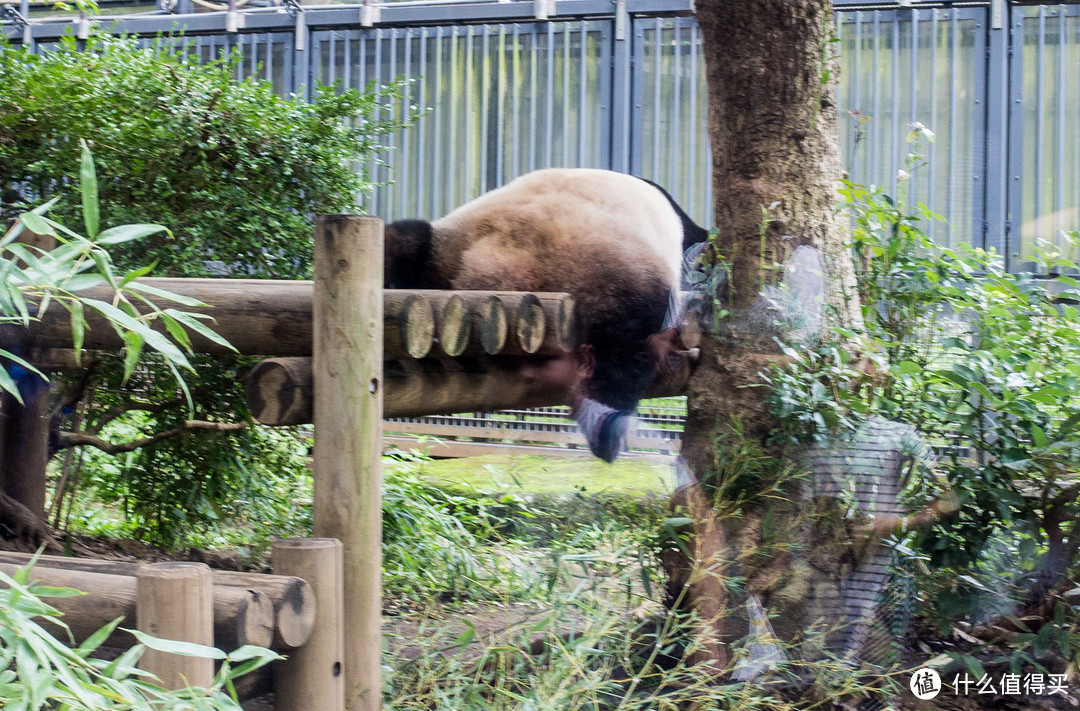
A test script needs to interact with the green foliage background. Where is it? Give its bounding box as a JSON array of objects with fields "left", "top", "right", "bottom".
[
  {"left": 1, "top": 35, "right": 412, "bottom": 279},
  {"left": 0, "top": 34, "right": 416, "bottom": 547}
]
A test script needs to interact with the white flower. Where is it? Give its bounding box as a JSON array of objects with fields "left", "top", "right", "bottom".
[{"left": 897, "top": 169, "right": 910, "bottom": 181}]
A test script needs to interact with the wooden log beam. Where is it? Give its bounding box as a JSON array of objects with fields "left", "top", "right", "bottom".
[
  {"left": 0, "top": 551, "right": 314, "bottom": 649},
  {"left": 247, "top": 350, "right": 696, "bottom": 426},
  {"left": 0, "top": 561, "right": 275, "bottom": 651},
  {"left": 16, "top": 279, "right": 436, "bottom": 360},
  {"left": 15, "top": 280, "right": 574, "bottom": 360}
]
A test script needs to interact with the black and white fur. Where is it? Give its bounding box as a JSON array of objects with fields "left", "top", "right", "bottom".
[{"left": 384, "top": 168, "right": 706, "bottom": 458}]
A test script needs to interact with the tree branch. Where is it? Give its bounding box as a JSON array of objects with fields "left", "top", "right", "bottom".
[{"left": 58, "top": 420, "right": 248, "bottom": 454}]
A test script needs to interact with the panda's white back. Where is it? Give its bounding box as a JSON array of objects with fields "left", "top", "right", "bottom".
[{"left": 430, "top": 168, "right": 684, "bottom": 295}]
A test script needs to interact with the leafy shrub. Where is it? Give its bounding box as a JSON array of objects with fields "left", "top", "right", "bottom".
[
  {"left": 1, "top": 34, "right": 412, "bottom": 279},
  {"left": 0, "top": 33, "right": 418, "bottom": 547},
  {"left": 764, "top": 142, "right": 1080, "bottom": 667}
]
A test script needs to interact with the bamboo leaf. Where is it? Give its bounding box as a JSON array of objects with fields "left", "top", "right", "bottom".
[
  {"left": 96, "top": 224, "right": 170, "bottom": 246},
  {"left": 164, "top": 309, "right": 236, "bottom": 352},
  {"left": 80, "top": 140, "right": 100, "bottom": 238}
]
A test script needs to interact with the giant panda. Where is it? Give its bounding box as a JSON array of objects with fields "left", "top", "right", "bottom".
[{"left": 384, "top": 168, "right": 707, "bottom": 461}]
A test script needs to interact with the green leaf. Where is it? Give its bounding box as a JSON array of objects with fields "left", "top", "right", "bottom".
[
  {"left": 126, "top": 281, "right": 204, "bottom": 306},
  {"left": 80, "top": 139, "right": 100, "bottom": 238},
  {"left": 96, "top": 224, "right": 170, "bottom": 246},
  {"left": 158, "top": 312, "right": 193, "bottom": 353},
  {"left": 77, "top": 617, "right": 125, "bottom": 655},
  {"left": 128, "top": 629, "right": 228, "bottom": 660},
  {"left": 68, "top": 300, "right": 85, "bottom": 360},
  {"left": 121, "top": 331, "right": 144, "bottom": 384},
  {"left": 29, "top": 585, "right": 86, "bottom": 599},
  {"left": 163, "top": 309, "right": 236, "bottom": 352},
  {"left": 119, "top": 262, "right": 159, "bottom": 287},
  {"left": 18, "top": 212, "right": 57, "bottom": 238}
]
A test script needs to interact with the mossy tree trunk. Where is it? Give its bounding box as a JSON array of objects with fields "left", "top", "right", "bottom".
[{"left": 669, "top": 0, "right": 863, "bottom": 667}]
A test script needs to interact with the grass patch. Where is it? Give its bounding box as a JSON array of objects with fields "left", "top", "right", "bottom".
[{"left": 402, "top": 452, "right": 674, "bottom": 496}]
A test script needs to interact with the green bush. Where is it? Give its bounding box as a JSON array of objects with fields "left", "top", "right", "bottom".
[
  {"left": 1, "top": 34, "right": 412, "bottom": 279},
  {"left": 764, "top": 139, "right": 1080, "bottom": 667},
  {"left": 0, "top": 33, "right": 418, "bottom": 548}
]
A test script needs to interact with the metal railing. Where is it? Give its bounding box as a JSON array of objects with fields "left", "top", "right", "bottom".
[
  {"left": 7, "top": 0, "right": 1080, "bottom": 452},
  {"left": 6, "top": 1, "right": 1077, "bottom": 266}
]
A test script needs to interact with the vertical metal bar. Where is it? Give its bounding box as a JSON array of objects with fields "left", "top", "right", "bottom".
[
  {"left": 417, "top": 27, "right": 427, "bottom": 217},
  {"left": 480, "top": 25, "right": 491, "bottom": 194},
  {"left": 851, "top": 12, "right": 862, "bottom": 182},
  {"left": 630, "top": 19, "right": 645, "bottom": 178},
  {"left": 465, "top": 25, "right": 474, "bottom": 199},
  {"left": 890, "top": 13, "right": 901, "bottom": 197},
  {"left": 1007, "top": 9, "right": 1027, "bottom": 267},
  {"left": 610, "top": 1, "right": 632, "bottom": 174},
  {"left": 486, "top": 24, "right": 494, "bottom": 191},
  {"left": 652, "top": 17, "right": 661, "bottom": 179},
  {"left": 529, "top": 23, "right": 538, "bottom": 173},
  {"left": 1035, "top": 5, "right": 1046, "bottom": 246},
  {"left": 927, "top": 10, "right": 938, "bottom": 223},
  {"left": 1057, "top": 8, "right": 1066, "bottom": 241},
  {"left": 511, "top": 23, "right": 521, "bottom": 180},
  {"left": 493, "top": 25, "right": 504, "bottom": 187},
  {"left": 249, "top": 34, "right": 258, "bottom": 79},
  {"left": 433, "top": 26, "right": 444, "bottom": 218},
  {"left": 399, "top": 28, "right": 412, "bottom": 220},
  {"left": 909, "top": 9, "right": 919, "bottom": 200},
  {"left": 578, "top": 21, "right": 587, "bottom": 166},
  {"left": 670, "top": 20, "right": 681, "bottom": 194},
  {"left": 948, "top": 12, "right": 958, "bottom": 246},
  {"left": 970, "top": 10, "right": 988, "bottom": 251},
  {"left": 871, "top": 13, "right": 880, "bottom": 183},
  {"left": 546, "top": 23, "right": 555, "bottom": 167},
  {"left": 597, "top": 19, "right": 613, "bottom": 170},
  {"left": 327, "top": 32, "right": 336, "bottom": 86},
  {"left": 687, "top": 22, "right": 698, "bottom": 218},
  {"left": 449, "top": 26, "right": 459, "bottom": 206},
  {"left": 562, "top": 22, "right": 570, "bottom": 166},
  {"left": 342, "top": 32, "right": 351, "bottom": 89}
]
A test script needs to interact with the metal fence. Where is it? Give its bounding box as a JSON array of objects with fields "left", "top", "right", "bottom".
[{"left": 8, "top": 0, "right": 1080, "bottom": 267}]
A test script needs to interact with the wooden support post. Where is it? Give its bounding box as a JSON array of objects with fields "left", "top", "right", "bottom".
[
  {"left": 136, "top": 562, "right": 215, "bottom": 690},
  {"left": 272, "top": 538, "right": 345, "bottom": 711},
  {"left": 312, "top": 215, "right": 382, "bottom": 711}
]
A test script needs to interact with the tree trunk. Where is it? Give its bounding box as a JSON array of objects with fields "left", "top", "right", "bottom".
[
  {"left": 688, "top": 0, "right": 860, "bottom": 456},
  {"left": 670, "top": 0, "right": 862, "bottom": 667}
]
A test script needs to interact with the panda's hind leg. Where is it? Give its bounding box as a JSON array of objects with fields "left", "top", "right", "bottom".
[{"left": 584, "top": 282, "right": 672, "bottom": 412}]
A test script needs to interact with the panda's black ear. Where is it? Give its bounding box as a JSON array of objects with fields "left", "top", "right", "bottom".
[{"left": 384, "top": 219, "right": 433, "bottom": 289}]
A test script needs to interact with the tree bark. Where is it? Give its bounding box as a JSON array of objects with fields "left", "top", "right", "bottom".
[{"left": 671, "top": 0, "right": 862, "bottom": 668}]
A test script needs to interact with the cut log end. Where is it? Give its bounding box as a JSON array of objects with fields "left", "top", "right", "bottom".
[
  {"left": 436, "top": 294, "right": 470, "bottom": 358},
  {"left": 385, "top": 293, "right": 435, "bottom": 359}
]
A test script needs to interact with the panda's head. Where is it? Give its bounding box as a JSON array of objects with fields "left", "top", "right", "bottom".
[{"left": 384, "top": 219, "right": 434, "bottom": 289}]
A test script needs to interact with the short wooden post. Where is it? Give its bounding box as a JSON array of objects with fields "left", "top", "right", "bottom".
[
  {"left": 272, "top": 538, "right": 344, "bottom": 711},
  {"left": 312, "top": 215, "right": 383, "bottom": 711},
  {"left": 136, "top": 562, "right": 215, "bottom": 690}
]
